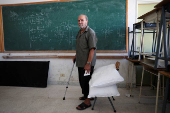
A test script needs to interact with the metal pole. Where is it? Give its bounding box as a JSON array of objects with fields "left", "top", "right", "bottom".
[{"left": 154, "top": 7, "right": 164, "bottom": 69}]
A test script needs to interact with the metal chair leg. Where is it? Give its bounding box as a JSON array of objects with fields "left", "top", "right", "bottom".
[
  {"left": 127, "top": 61, "right": 130, "bottom": 88},
  {"left": 91, "top": 96, "right": 116, "bottom": 111},
  {"left": 130, "top": 63, "right": 134, "bottom": 96},
  {"left": 162, "top": 78, "right": 170, "bottom": 113},
  {"left": 163, "top": 75, "right": 164, "bottom": 101},
  {"left": 91, "top": 97, "right": 97, "bottom": 110},
  {"left": 155, "top": 73, "right": 160, "bottom": 113},
  {"left": 108, "top": 97, "right": 116, "bottom": 112},
  {"left": 112, "top": 96, "right": 115, "bottom": 101},
  {"left": 139, "top": 67, "right": 145, "bottom": 103},
  {"left": 151, "top": 73, "right": 153, "bottom": 89}
]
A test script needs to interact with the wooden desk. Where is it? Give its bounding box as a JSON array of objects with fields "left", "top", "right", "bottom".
[
  {"left": 126, "top": 58, "right": 142, "bottom": 96},
  {"left": 138, "top": 8, "right": 161, "bottom": 23},
  {"left": 154, "top": 0, "right": 170, "bottom": 69},
  {"left": 126, "top": 57, "right": 141, "bottom": 63},
  {"left": 137, "top": 8, "right": 161, "bottom": 61},
  {"left": 154, "top": 1, "right": 170, "bottom": 113},
  {"left": 154, "top": 0, "right": 170, "bottom": 8},
  {"left": 137, "top": 2, "right": 170, "bottom": 62},
  {"left": 159, "top": 71, "right": 170, "bottom": 113},
  {"left": 140, "top": 62, "right": 165, "bottom": 71},
  {"left": 139, "top": 62, "right": 166, "bottom": 113},
  {"left": 130, "top": 21, "right": 157, "bottom": 60},
  {"left": 159, "top": 71, "right": 170, "bottom": 78}
]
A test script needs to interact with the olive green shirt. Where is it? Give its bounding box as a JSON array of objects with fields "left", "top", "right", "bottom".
[{"left": 76, "top": 26, "right": 97, "bottom": 67}]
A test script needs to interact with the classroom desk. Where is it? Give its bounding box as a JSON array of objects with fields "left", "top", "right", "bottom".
[
  {"left": 126, "top": 58, "right": 142, "bottom": 96},
  {"left": 139, "top": 62, "right": 166, "bottom": 113},
  {"left": 129, "top": 21, "right": 157, "bottom": 60},
  {"left": 137, "top": 5, "right": 170, "bottom": 61},
  {"left": 154, "top": 0, "right": 170, "bottom": 9},
  {"left": 154, "top": 0, "right": 170, "bottom": 69},
  {"left": 137, "top": 8, "right": 161, "bottom": 61},
  {"left": 138, "top": 8, "right": 161, "bottom": 23},
  {"left": 159, "top": 71, "right": 170, "bottom": 78},
  {"left": 159, "top": 71, "right": 170, "bottom": 113},
  {"left": 154, "top": 1, "right": 170, "bottom": 112}
]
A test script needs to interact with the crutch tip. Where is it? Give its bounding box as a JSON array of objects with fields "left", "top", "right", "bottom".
[{"left": 63, "top": 97, "right": 65, "bottom": 100}]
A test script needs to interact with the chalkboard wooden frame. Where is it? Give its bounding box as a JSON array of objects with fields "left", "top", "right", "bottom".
[
  {"left": 2, "top": 55, "right": 128, "bottom": 59},
  {"left": 0, "top": 0, "right": 128, "bottom": 53},
  {"left": 0, "top": 6, "right": 4, "bottom": 53}
]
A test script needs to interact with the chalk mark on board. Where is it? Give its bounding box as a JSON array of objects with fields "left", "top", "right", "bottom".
[
  {"left": 117, "top": 28, "right": 125, "bottom": 40},
  {"left": 45, "top": 20, "right": 52, "bottom": 27},
  {"left": 53, "top": 20, "right": 77, "bottom": 46},
  {"left": 29, "top": 26, "right": 32, "bottom": 48},
  {"left": 101, "top": 25, "right": 113, "bottom": 39},
  {"left": 9, "top": 11, "right": 18, "bottom": 18}
]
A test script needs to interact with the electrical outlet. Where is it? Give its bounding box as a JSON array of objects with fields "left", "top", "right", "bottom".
[{"left": 60, "top": 74, "right": 65, "bottom": 77}]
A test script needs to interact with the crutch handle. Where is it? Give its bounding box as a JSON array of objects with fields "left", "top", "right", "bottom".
[{"left": 74, "top": 58, "right": 76, "bottom": 63}]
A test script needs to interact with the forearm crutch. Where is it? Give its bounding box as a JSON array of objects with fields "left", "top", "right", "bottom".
[{"left": 63, "top": 59, "right": 76, "bottom": 100}]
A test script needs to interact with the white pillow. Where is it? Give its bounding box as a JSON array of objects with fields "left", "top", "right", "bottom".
[
  {"left": 88, "top": 85, "right": 120, "bottom": 98},
  {"left": 89, "top": 64, "right": 124, "bottom": 87}
]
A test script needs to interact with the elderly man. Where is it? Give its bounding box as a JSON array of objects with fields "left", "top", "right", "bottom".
[{"left": 73, "top": 14, "right": 97, "bottom": 110}]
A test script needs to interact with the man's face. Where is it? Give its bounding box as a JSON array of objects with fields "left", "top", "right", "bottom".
[{"left": 78, "top": 15, "right": 88, "bottom": 29}]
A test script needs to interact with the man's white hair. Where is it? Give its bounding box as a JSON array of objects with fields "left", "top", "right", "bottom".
[{"left": 79, "top": 14, "right": 88, "bottom": 21}]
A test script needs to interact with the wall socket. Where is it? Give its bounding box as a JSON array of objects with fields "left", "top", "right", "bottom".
[{"left": 60, "top": 74, "right": 65, "bottom": 77}]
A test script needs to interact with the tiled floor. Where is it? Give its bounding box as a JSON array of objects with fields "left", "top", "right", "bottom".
[{"left": 0, "top": 85, "right": 169, "bottom": 113}]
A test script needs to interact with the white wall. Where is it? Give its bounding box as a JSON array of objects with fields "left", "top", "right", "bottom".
[
  {"left": 0, "top": 0, "right": 137, "bottom": 87},
  {"left": 137, "top": 0, "right": 162, "bottom": 4}
]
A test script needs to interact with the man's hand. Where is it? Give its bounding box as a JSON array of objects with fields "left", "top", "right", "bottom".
[
  {"left": 84, "top": 48, "right": 95, "bottom": 73},
  {"left": 73, "top": 55, "right": 76, "bottom": 63},
  {"left": 84, "top": 63, "right": 91, "bottom": 73}
]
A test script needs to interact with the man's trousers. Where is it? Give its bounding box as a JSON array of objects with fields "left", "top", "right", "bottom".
[{"left": 78, "top": 66, "right": 94, "bottom": 99}]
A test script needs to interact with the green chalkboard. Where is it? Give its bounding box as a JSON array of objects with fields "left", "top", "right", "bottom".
[{"left": 2, "top": 0, "right": 126, "bottom": 51}]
